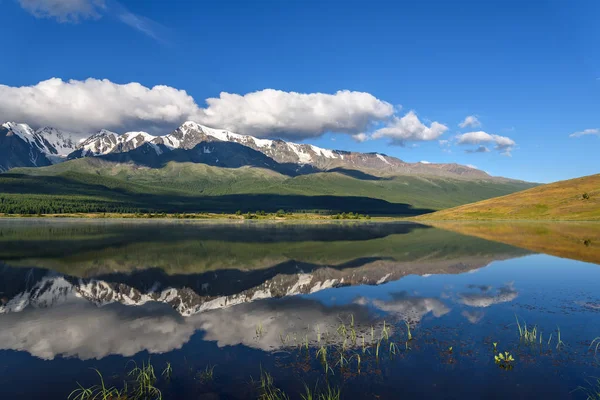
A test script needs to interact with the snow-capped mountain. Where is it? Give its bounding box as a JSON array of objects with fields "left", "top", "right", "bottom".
[
  {"left": 0, "top": 120, "right": 492, "bottom": 179},
  {"left": 0, "top": 122, "right": 80, "bottom": 171},
  {"left": 65, "top": 121, "right": 490, "bottom": 178},
  {"left": 0, "top": 254, "right": 504, "bottom": 317}
]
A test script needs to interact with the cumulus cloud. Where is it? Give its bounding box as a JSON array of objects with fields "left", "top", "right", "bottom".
[
  {"left": 457, "top": 283, "right": 518, "bottom": 308},
  {"left": 458, "top": 115, "right": 481, "bottom": 129},
  {"left": 570, "top": 128, "right": 599, "bottom": 138},
  {"left": 18, "top": 0, "right": 106, "bottom": 22},
  {"left": 352, "top": 133, "right": 369, "bottom": 142},
  {"left": 466, "top": 164, "right": 478, "bottom": 169},
  {"left": 359, "top": 291, "right": 450, "bottom": 323},
  {"left": 465, "top": 145, "right": 490, "bottom": 154},
  {"left": 0, "top": 79, "right": 399, "bottom": 140},
  {"left": 198, "top": 89, "right": 394, "bottom": 140},
  {"left": 0, "top": 78, "right": 200, "bottom": 135},
  {"left": 456, "top": 131, "right": 516, "bottom": 156},
  {"left": 371, "top": 111, "right": 448, "bottom": 145}
]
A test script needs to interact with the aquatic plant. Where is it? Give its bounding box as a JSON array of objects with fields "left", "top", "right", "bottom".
[
  {"left": 590, "top": 337, "right": 600, "bottom": 356},
  {"left": 259, "top": 370, "right": 290, "bottom": 400},
  {"left": 556, "top": 327, "right": 565, "bottom": 350},
  {"left": 128, "top": 361, "right": 162, "bottom": 400},
  {"left": 516, "top": 316, "right": 538, "bottom": 345},
  {"left": 197, "top": 364, "right": 216, "bottom": 384},
  {"left": 161, "top": 362, "right": 172, "bottom": 381},
  {"left": 381, "top": 321, "right": 390, "bottom": 340},
  {"left": 318, "top": 385, "right": 341, "bottom": 400},
  {"left": 494, "top": 352, "right": 515, "bottom": 370},
  {"left": 301, "top": 382, "right": 341, "bottom": 400},
  {"left": 389, "top": 341, "right": 400, "bottom": 356},
  {"left": 493, "top": 342, "right": 498, "bottom": 352},
  {"left": 256, "top": 322, "right": 264, "bottom": 337},
  {"left": 405, "top": 321, "right": 413, "bottom": 341},
  {"left": 576, "top": 377, "right": 600, "bottom": 400},
  {"left": 68, "top": 369, "right": 121, "bottom": 400}
]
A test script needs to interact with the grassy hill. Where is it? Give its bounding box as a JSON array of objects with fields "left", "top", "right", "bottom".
[
  {"left": 417, "top": 173, "right": 600, "bottom": 221},
  {"left": 0, "top": 158, "right": 536, "bottom": 216}
]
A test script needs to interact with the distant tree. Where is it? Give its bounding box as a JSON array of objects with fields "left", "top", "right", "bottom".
[
  {"left": 235, "top": 210, "right": 242, "bottom": 215},
  {"left": 276, "top": 209, "right": 285, "bottom": 217}
]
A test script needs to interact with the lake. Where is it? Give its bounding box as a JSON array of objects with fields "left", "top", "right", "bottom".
[{"left": 0, "top": 219, "right": 599, "bottom": 399}]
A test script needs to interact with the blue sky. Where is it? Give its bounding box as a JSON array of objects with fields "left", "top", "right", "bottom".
[{"left": 1, "top": 0, "right": 598, "bottom": 183}]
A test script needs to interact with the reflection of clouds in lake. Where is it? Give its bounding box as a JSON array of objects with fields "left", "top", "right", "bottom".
[
  {"left": 458, "top": 283, "right": 517, "bottom": 308},
  {"left": 0, "top": 291, "right": 454, "bottom": 360},
  {"left": 357, "top": 291, "right": 450, "bottom": 323},
  {"left": 466, "top": 284, "right": 492, "bottom": 293},
  {"left": 0, "top": 300, "right": 195, "bottom": 360},
  {"left": 462, "top": 310, "right": 485, "bottom": 324},
  {"left": 0, "top": 296, "right": 377, "bottom": 359}
]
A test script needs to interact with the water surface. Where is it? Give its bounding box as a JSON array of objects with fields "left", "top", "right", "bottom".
[{"left": 0, "top": 220, "right": 599, "bottom": 399}]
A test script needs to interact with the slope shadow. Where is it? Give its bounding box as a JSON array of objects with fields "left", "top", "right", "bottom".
[
  {"left": 0, "top": 174, "right": 436, "bottom": 216},
  {"left": 99, "top": 141, "right": 321, "bottom": 176},
  {"left": 327, "top": 168, "right": 393, "bottom": 181}
]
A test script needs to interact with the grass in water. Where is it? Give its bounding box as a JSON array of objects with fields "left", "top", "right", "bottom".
[
  {"left": 516, "top": 316, "right": 538, "bottom": 345},
  {"left": 301, "top": 382, "right": 341, "bottom": 400},
  {"left": 161, "top": 362, "right": 172, "bottom": 381},
  {"left": 405, "top": 321, "right": 413, "bottom": 341},
  {"left": 259, "top": 370, "right": 290, "bottom": 400},
  {"left": 128, "top": 360, "right": 162, "bottom": 400},
  {"left": 197, "top": 364, "right": 216, "bottom": 384},
  {"left": 590, "top": 337, "right": 600, "bottom": 356},
  {"left": 68, "top": 369, "right": 122, "bottom": 400}
]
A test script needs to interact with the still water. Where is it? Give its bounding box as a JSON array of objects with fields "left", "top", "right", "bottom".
[{"left": 0, "top": 220, "right": 599, "bottom": 399}]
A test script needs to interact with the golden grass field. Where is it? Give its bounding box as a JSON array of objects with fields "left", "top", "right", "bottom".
[
  {"left": 426, "top": 221, "right": 600, "bottom": 264},
  {"left": 416, "top": 173, "right": 600, "bottom": 221}
]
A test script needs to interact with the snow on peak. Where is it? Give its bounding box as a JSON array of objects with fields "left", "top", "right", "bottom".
[
  {"left": 2, "top": 122, "right": 35, "bottom": 141},
  {"left": 376, "top": 153, "right": 391, "bottom": 165}
]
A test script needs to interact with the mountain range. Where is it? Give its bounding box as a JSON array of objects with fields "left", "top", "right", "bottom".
[
  {"left": 2, "top": 120, "right": 498, "bottom": 179},
  {"left": 0, "top": 121, "right": 537, "bottom": 215}
]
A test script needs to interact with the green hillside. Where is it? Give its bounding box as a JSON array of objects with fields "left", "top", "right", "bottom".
[
  {"left": 0, "top": 158, "right": 536, "bottom": 216},
  {"left": 417, "top": 173, "right": 600, "bottom": 221}
]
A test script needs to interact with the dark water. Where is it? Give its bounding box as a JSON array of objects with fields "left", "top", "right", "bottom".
[{"left": 0, "top": 219, "right": 599, "bottom": 399}]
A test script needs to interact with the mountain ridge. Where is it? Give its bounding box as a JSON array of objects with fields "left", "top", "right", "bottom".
[{"left": 1, "top": 120, "right": 524, "bottom": 182}]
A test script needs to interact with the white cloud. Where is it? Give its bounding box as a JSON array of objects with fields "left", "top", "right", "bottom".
[
  {"left": 352, "top": 133, "right": 369, "bottom": 142},
  {"left": 456, "top": 131, "right": 516, "bottom": 155},
  {"left": 198, "top": 89, "right": 394, "bottom": 140},
  {"left": 371, "top": 111, "right": 448, "bottom": 145},
  {"left": 0, "top": 79, "right": 397, "bottom": 140},
  {"left": 570, "top": 128, "right": 599, "bottom": 138},
  {"left": 439, "top": 139, "right": 450, "bottom": 146},
  {"left": 466, "top": 164, "right": 478, "bottom": 169},
  {"left": 18, "top": 0, "right": 105, "bottom": 22},
  {"left": 458, "top": 115, "right": 481, "bottom": 129},
  {"left": 18, "top": 0, "right": 163, "bottom": 40},
  {"left": 0, "top": 78, "right": 200, "bottom": 136},
  {"left": 457, "top": 284, "right": 518, "bottom": 308}
]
